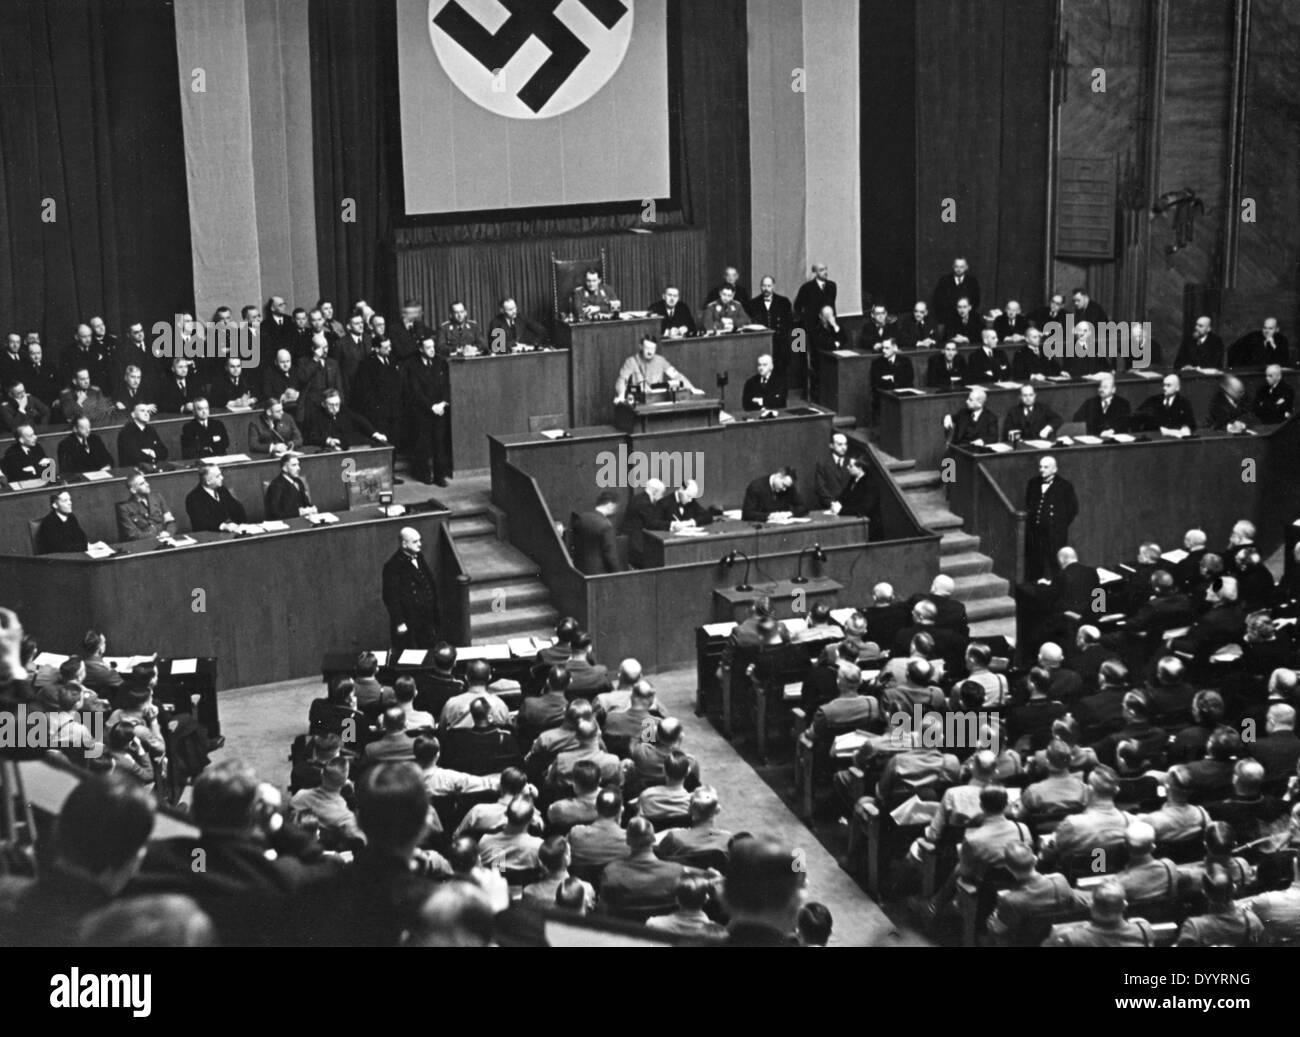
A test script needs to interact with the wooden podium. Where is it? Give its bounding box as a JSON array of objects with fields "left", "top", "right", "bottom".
[
  {"left": 554, "top": 315, "right": 660, "bottom": 427},
  {"left": 612, "top": 395, "right": 721, "bottom": 434}
]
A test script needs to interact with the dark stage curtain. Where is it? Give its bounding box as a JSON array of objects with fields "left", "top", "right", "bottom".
[
  {"left": 861, "top": 0, "right": 918, "bottom": 313},
  {"left": 0, "top": 0, "right": 193, "bottom": 367},
  {"left": 913, "top": 0, "right": 1053, "bottom": 308},
  {"left": 310, "top": 0, "right": 750, "bottom": 315}
]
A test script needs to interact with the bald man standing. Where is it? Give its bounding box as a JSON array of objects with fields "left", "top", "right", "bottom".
[
  {"left": 1025, "top": 456, "right": 1078, "bottom": 580},
  {"left": 382, "top": 526, "right": 440, "bottom": 650}
]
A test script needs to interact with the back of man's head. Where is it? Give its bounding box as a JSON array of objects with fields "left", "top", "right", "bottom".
[
  {"left": 505, "top": 796, "right": 535, "bottom": 831},
  {"left": 357, "top": 762, "right": 428, "bottom": 851},
  {"left": 724, "top": 835, "right": 803, "bottom": 923},
  {"left": 1233, "top": 759, "right": 1264, "bottom": 797},
  {"left": 409, "top": 883, "right": 495, "bottom": 948},
  {"left": 1044, "top": 738, "right": 1072, "bottom": 773},
  {"left": 500, "top": 767, "right": 528, "bottom": 797},
  {"left": 595, "top": 788, "right": 623, "bottom": 820},
  {"left": 688, "top": 786, "right": 720, "bottom": 823},
  {"left": 658, "top": 717, "right": 683, "bottom": 746},
  {"left": 469, "top": 696, "right": 491, "bottom": 727},
  {"left": 538, "top": 835, "right": 569, "bottom": 874},
  {"left": 79, "top": 893, "right": 215, "bottom": 948},
  {"left": 617, "top": 658, "right": 642, "bottom": 687},
  {"left": 1099, "top": 659, "right": 1129, "bottom": 689},
  {"left": 465, "top": 659, "right": 492, "bottom": 687},
  {"left": 1090, "top": 880, "right": 1127, "bottom": 923},
  {"left": 191, "top": 760, "right": 260, "bottom": 832},
  {"left": 1206, "top": 726, "right": 1241, "bottom": 762},
  {"left": 1003, "top": 841, "right": 1037, "bottom": 878},
  {"left": 663, "top": 750, "right": 691, "bottom": 785},
  {"left": 979, "top": 786, "right": 1009, "bottom": 815},
  {"left": 906, "top": 658, "right": 934, "bottom": 688},
  {"left": 570, "top": 759, "right": 601, "bottom": 795},
  {"left": 1088, "top": 764, "right": 1120, "bottom": 800},
  {"left": 575, "top": 718, "right": 600, "bottom": 745},
  {"left": 55, "top": 773, "right": 155, "bottom": 878},
  {"left": 797, "top": 901, "right": 833, "bottom": 947},
  {"left": 626, "top": 816, "right": 656, "bottom": 851},
  {"left": 1125, "top": 821, "right": 1156, "bottom": 857},
  {"left": 381, "top": 706, "right": 406, "bottom": 734}
]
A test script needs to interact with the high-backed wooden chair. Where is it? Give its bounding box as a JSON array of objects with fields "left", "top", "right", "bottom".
[{"left": 550, "top": 249, "right": 608, "bottom": 322}]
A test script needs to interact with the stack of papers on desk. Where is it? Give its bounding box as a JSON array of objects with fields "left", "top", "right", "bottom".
[
  {"left": 260, "top": 520, "right": 290, "bottom": 531},
  {"left": 831, "top": 730, "right": 869, "bottom": 757},
  {"left": 224, "top": 403, "right": 255, "bottom": 413},
  {"left": 85, "top": 542, "right": 115, "bottom": 558},
  {"left": 767, "top": 515, "right": 811, "bottom": 524},
  {"left": 993, "top": 381, "right": 1022, "bottom": 390},
  {"left": 201, "top": 454, "right": 251, "bottom": 465},
  {"left": 509, "top": 636, "right": 556, "bottom": 656},
  {"left": 1111, "top": 433, "right": 1137, "bottom": 443},
  {"left": 1073, "top": 434, "right": 1104, "bottom": 445},
  {"left": 1047, "top": 373, "right": 1073, "bottom": 381},
  {"left": 232, "top": 524, "right": 266, "bottom": 535},
  {"left": 397, "top": 649, "right": 427, "bottom": 666},
  {"left": 721, "top": 509, "right": 742, "bottom": 521},
  {"left": 1024, "top": 439, "right": 1054, "bottom": 449},
  {"left": 702, "top": 622, "right": 736, "bottom": 638},
  {"left": 832, "top": 350, "right": 858, "bottom": 358},
  {"left": 34, "top": 652, "right": 70, "bottom": 668},
  {"left": 1132, "top": 368, "right": 1163, "bottom": 379},
  {"left": 81, "top": 470, "right": 113, "bottom": 481},
  {"left": 985, "top": 442, "right": 1013, "bottom": 453},
  {"left": 829, "top": 608, "right": 857, "bottom": 626},
  {"left": 1162, "top": 549, "right": 1189, "bottom": 564},
  {"left": 890, "top": 795, "right": 940, "bottom": 827},
  {"left": 459, "top": 644, "right": 511, "bottom": 661},
  {"left": 673, "top": 527, "right": 710, "bottom": 537},
  {"left": 104, "top": 654, "right": 156, "bottom": 669},
  {"left": 304, "top": 512, "right": 339, "bottom": 524},
  {"left": 893, "top": 387, "right": 925, "bottom": 396},
  {"left": 168, "top": 535, "right": 197, "bottom": 547},
  {"left": 539, "top": 429, "right": 566, "bottom": 440},
  {"left": 1097, "top": 567, "right": 1124, "bottom": 584},
  {"left": 1160, "top": 427, "right": 1191, "bottom": 439},
  {"left": 10, "top": 479, "right": 45, "bottom": 490}
]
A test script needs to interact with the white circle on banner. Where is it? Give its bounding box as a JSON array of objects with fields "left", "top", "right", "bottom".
[{"left": 428, "top": 0, "right": 633, "bottom": 119}]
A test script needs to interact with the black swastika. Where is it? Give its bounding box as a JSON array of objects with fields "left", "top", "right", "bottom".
[{"left": 434, "top": 0, "right": 629, "bottom": 113}]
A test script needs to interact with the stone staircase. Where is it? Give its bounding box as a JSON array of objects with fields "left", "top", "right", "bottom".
[
  {"left": 447, "top": 512, "right": 561, "bottom": 644},
  {"left": 883, "top": 460, "right": 1018, "bottom": 640}
]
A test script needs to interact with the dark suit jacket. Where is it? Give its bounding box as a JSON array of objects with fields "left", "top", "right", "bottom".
[
  {"left": 294, "top": 357, "right": 344, "bottom": 414},
  {"left": 303, "top": 407, "right": 378, "bottom": 450},
  {"left": 657, "top": 496, "right": 713, "bottom": 527},
  {"left": 1229, "top": 330, "right": 1289, "bottom": 369},
  {"left": 993, "top": 314, "right": 1031, "bottom": 341},
  {"left": 389, "top": 320, "right": 434, "bottom": 363},
  {"left": 158, "top": 376, "right": 197, "bottom": 415},
  {"left": 741, "top": 373, "right": 787, "bottom": 411},
  {"left": 907, "top": 593, "right": 969, "bottom": 637},
  {"left": 402, "top": 356, "right": 451, "bottom": 420},
  {"left": 622, "top": 490, "right": 668, "bottom": 566},
  {"left": 1135, "top": 393, "right": 1196, "bottom": 431},
  {"left": 487, "top": 314, "right": 549, "bottom": 352},
  {"left": 1072, "top": 301, "right": 1108, "bottom": 327},
  {"left": 36, "top": 511, "right": 88, "bottom": 554},
  {"left": 813, "top": 457, "right": 852, "bottom": 508},
  {"left": 1011, "top": 347, "right": 1062, "bottom": 380},
  {"left": 0, "top": 398, "right": 51, "bottom": 431},
  {"left": 1003, "top": 403, "right": 1061, "bottom": 441},
  {"left": 1025, "top": 477, "right": 1079, "bottom": 548},
  {"left": 207, "top": 374, "right": 259, "bottom": 409},
  {"left": 117, "top": 420, "right": 169, "bottom": 468},
  {"left": 949, "top": 407, "right": 999, "bottom": 445},
  {"left": 334, "top": 335, "right": 368, "bottom": 390},
  {"left": 1072, "top": 396, "right": 1131, "bottom": 435},
  {"left": 647, "top": 301, "right": 698, "bottom": 337},
  {"left": 353, "top": 355, "right": 404, "bottom": 429},
  {"left": 264, "top": 473, "right": 313, "bottom": 520},
  {"left": 963, "top": 347, "right": 1010, "bottom": 384},
  {"left": 381, "top": 548, "right": 440, "bottom": 641},
  {"left": 56, "top": 432, "right": 113, "bottom": 474},
  {"left": 1175, "top": 333, "right": 1226, "bottom": 370},
  {"left": 180, "top": 418, "right": 231, "bottom": 460},
  {"left": 572, "top": 510, "right": 621, "bottom": 574},
  {"left": 741, "top": 476, "right": 807, "bottom": 521},
  {"left": 793, "top": 279, "right": 837, "bottom": 327},
  {"left": 1253, "top": 381, "right": 1295, "bottom": 424},
  {"left": 869, "top": 355, "right": 914, "bottom": 394},
  {"left": 947, "top": 315, "right": 985, "bottom": 346},
  {"left": 926, "top": 353, "right": 967, "bottom": 389},
  {"left": 863, "top": 602, "right": 912, "bottom": 650},
  {"left": 746, "top": 294, "right": 794, "bottom": 340},
  {"left": 859, "top": 321, "right": 896, "bottom": 351},
  {"left": 1045, "top": 562, "right": 1100, "bottom": 616},
  {"left": 1206, "top": 390, "right": 1256, "bottom": 430},
  {"left": 836, "top": 473, "right": 880, "bottom": 524},
  {"left": 185, "top": 485, "right": 248, "bottom": 532},
  {"left": 897, "top": 315, "right": 940, "bottom": 350},
  {"left": 2, "top": 443, "right": 49, "bottom": 482},
  {"left": 932, "top": 274, "right": 981, "bottom": 330}
]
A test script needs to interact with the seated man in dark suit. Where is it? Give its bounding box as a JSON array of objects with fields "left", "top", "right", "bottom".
[
  {"left": 56, "top": 416, "right": 113, "bottom": 475},
  {"left": 1133, "top": 373, "right": 1195, "bottom": 434},
  {"left": 36, "top": 489, "right": 89, "bottom": 555},
  {"left": 0, "top": 380, "right": 52, "bottom": 432},
  {"left": 1173, "top": 576, "right": 1246, "bottom": 663},
  {"left": 1205, "top": 375, "right": 1257, "bottom": 432},
  {"left": 741, "top": 467, "right": 806, "bottom": 521},
  {"left": 897, "top": 301, "right": 939, "bottom": 351},
  {"left": 206, "top": 357, "right": 259, "bottom": 410},
  {"left": 487, "top": 297, "right": 549, "bottom": 353},
  {"left": 118, "top": 403, "right": 170, "bottom": 470},
  {"left": 868, "top": 340, "right": 914, "bottom": 420},
  {"left": 943, "top": 387, "right": 998, "bottom": 446},
  {"left": 657, "top": 479, "right": 713, "bottom": 530},
  {"left": 1072, "top": 374, "right": 1131, "bottom": 436},
  {"left": 1175, "top": 315, "right": 1226, "bottom": 370},
  {"left": 907, "top": 574, "right": 969, "bottom": 637},
  {"left": 184, "top": 464, "right": 248, "bottom": 533},
  {"left": 1002, "top": 384, "right": 1061, "bottom": 443},
  {"left": 992, "top": 301, "right": 1031, "bottom": 342},
  {"left": 571, "top": 491, "right": 623, "bottom": 574},
  {"left": 647, "top": 286, "right": 697, "bottom": 339},
  {"left": 945, "top": 297, "right": 983, "bottom": 346},
  {"left": 859, "top": 304, "right": 897, "bottom": 352},
  {"left": 264, "top": 453, "right": 316, "bottom": 520},
  {"left": 180, "top": 397, "right": 232, "bottom": 460},
  {"left": 863, "top": 583, "right": 913, "bottom": 650},
  {"left": 157, "top": 358, "right": 199, "bottom": 416},
  {"left": 1, "top": 424, "right": 49, "bottom": 483},
  {"left": 741, "top": 353, "right": 787, "bottom": 412},
  {"left": 1253, "top": 364, "right": 1295, "bottom": 424},
  {"left": 303, "top": 389, "right": 388, "bottom": 451},
  {"left": 622, "top": 478, "right": 668, "bottom": 569},
  {"left": 926, "top": 340, "right": 966, "bottom": 389},
  {"left": 1229, "top": 317, "right": 1289, "bottom": 368},
  {"left": 964, "top": 329, "right": 1012, "bottom": 384},
  {"left": 1011, "top": 328, "right": 1063, "bottom": 381}
]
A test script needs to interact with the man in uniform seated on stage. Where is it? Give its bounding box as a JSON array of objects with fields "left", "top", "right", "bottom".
[
  {"left": 115, "top": 470, "right": 177, "bottom": 542},
  {"left": 1003, "top": 384, "right": 1061, "bottom": 443},
  {"left": 926, "top": 340, "right": 966, "bottom": 389},
  {"left": 248, "top": 397, "right": 303, "bottom": 457},
  {"left": 570, "top": 268, "right": 620, "bottom": 320},
  {"left": 648, "top": 286, "right": 697, "bottom": 339},
  {"left": 1133, "top": 373, "right": 1195, "bottom": 434},
  {"left": 180, "top": 397, "right": 231, "bottom": 460},
  {"left": 304, "top": 388, "right": 388, "bottom": 451},
  {"left": 2, "top": 423, "right": 49, "bottom": 484},
  {"left": 657, "top": 479, "right": 713, "bottom": 530},
  {"left": 487, "top": 298, "right": 548, "bottom": 354},
  {"left": 185, "top": 464, "right": 248, "bottom": 533},
  {"left": 1072, "top": 373, "right": 1131, "bottom": 437},
  {"left": 612, "top": 335, "right": 700, "bottom": 405},
  {"left": 437, "top": 301, "right": 486, "bottom": 357},
  {"left": 36, "top": 490, "right": 89, "bottom": 555},
  {"left": 1011, "top": 327, "right": 1062, "bottom": 381},
  {"left": 57, "top": 415, "right": 113, "bottom": 474},
  {"left": 572, "top": 491, "right": 624, "bottom": 574},
  {"left": 264, "top": 453, "right": 317, "bottom": 520},
  {"left": 741, "top": 353, "right": 786, "bottom": 412},
  {"left": 118, "top": 402, "right": 170, "bottom": 471},
  {"left": 741, "top": 467, "right": 807, "bottom": 521},
  {"left": 942, "top": 387, "right": 998, "bottom": 446},
  {"left": 1254, "top": 364, "right": 1294, "bottom": 424},
  {"left": 700, "top": 285, "right": 749, "bottom": 334}
]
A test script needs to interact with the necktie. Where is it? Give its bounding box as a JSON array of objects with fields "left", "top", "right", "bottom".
[{"left": 1102, "top": 400, "right": 1110, "bottom": 413}]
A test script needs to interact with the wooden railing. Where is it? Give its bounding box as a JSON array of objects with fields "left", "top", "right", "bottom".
[
  {"left": 436, "top": 523, "right": 473, "bottom": 647},
  {"left": 494, "top": 460, "right": 588, "bottom": 624},
  {"left": 972, "top": 463, "right": 1026, "bottom": 585}
]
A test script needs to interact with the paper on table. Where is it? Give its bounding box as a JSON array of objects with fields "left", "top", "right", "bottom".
[
  {"left": 1097, "top": 567, "right": 1124, "bottom": 584},
  {"left": 1159, "top": 427, "right": 1190, "bottom": 439},
  {"left": 85, "top": 542, "right": 115, "bottom": 558},
  {"left": 993, "top": 381, "right": 1022, "bottom": 390},
  {"left": 985, "top": 442, "right": 1013, "bottom": 453},
  {"left": 34, "top": 652, "right": 70, "bottom": 668},
  {"left": 1111, "top": 433, "right": 1136, "bottom": 443},
  {"left": 201, "top": 454, "right": 251, "bottom": 465},
  {"left": 261, "top": 520, "right": 290, "bottom": 531},
  {"left": 1073, "top": 435, "right": 1104, "bottom": 444},
  {"left": 458, "top": 644, "right": 511, "bottom": 661},
  {"left": 373, "top": 651, "right": 389, "bottom": 666},
  {"left": 829, "top": 608, "right": 856, "bottom": 626},
  {"left": 890, "top": 795, "right": 940, "bottom": 826},
  {"left": 673, "top": 527, "right": 710, "bottom": 537},
  {"left": 702, "top": 622, "right": 735, "bottom": 637},
  {"left": 782, "top": 617, "right": 809, "bottom": 634},
  {"left": 398, "top": 649, "right": 427, "bottom": 666},
  {"left": 721, "top": 510, "right": 742, "bottom": 521},
  {"left": 1023, "top": 439, "right": 1054, "bottom": 449},
  {"left": 893, "top": 387, "right": 926, "bottom": 396},
  {"left": 1161, "top": 548, "right": 1189, "bottom": 564},
  {"left": 831, "top": 730, "right": 869, "bottom": 757},
  {"left": 169, "top": 658, "right": 198, "bottom": 675},
  {"left": 1131, "top": 368, "right": 1163, "bottom": 379},
  {"left": 81, "top": 470, "right": 113, "bottom": 481},
  {"left": 832, "top": 350, "right": 858, "bottom": 358},
  {"left": 508, "top": 638, "right": 538, "bottom": 657},
  {"left": 538, "top": 430, "right": 566, "bottom": 440},
  {"left": 783, "top": 682, "right": 802, "bottom": 701},
  {"left": 168, "top": 536, "right": 197, "bottom": 547}
]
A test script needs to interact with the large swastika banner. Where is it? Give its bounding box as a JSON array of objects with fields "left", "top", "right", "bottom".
[{"left": 397, "top": 0, "right": 670, "bottom": 215}]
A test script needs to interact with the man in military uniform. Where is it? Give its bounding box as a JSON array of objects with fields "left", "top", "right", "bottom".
[
  {"left": 569, "top": 269, "right": 620, "bottom": 321},
  {"left": 700, "top": 286, "right": 750, "bottom": 334},
  {"left": 1043, "top": 879, "right": 1157, "bottom": 947},
  {"left": 437, "top": 301, "right": 486, "bottom": 357},
  {"left": 115, "top": 470, "right": 177, "bottom": 542}
]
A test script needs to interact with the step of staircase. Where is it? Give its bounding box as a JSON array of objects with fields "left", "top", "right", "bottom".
[
  {"left": 448, "top": 513, "right": 496, "bottom": 540},
  {"left": 902, "top": 490, "right": 965, "bottom": 531},
  {"left": 940, "top": 530, "right": 983, "bottom": 556},
  {"left": 469, "top": 602, "right": 561, "bottom": 644},
  {"left": 951, "top": 571, "right": 1010, "bottom": 601},
  {"left": 965, "top": 596, "right": 1019, "bottom": 626},
  {"left": 894, "top": 469, "right": 942, "bottom": 491},
  {"left": 468, "top": 578, "right": 552, "bottom": 611},
  {"left": 453, "top": 538, "right": 540, "bottom": 582},
  {"left": 940, "top": 551, "right": 993, "bottom": 578}
]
